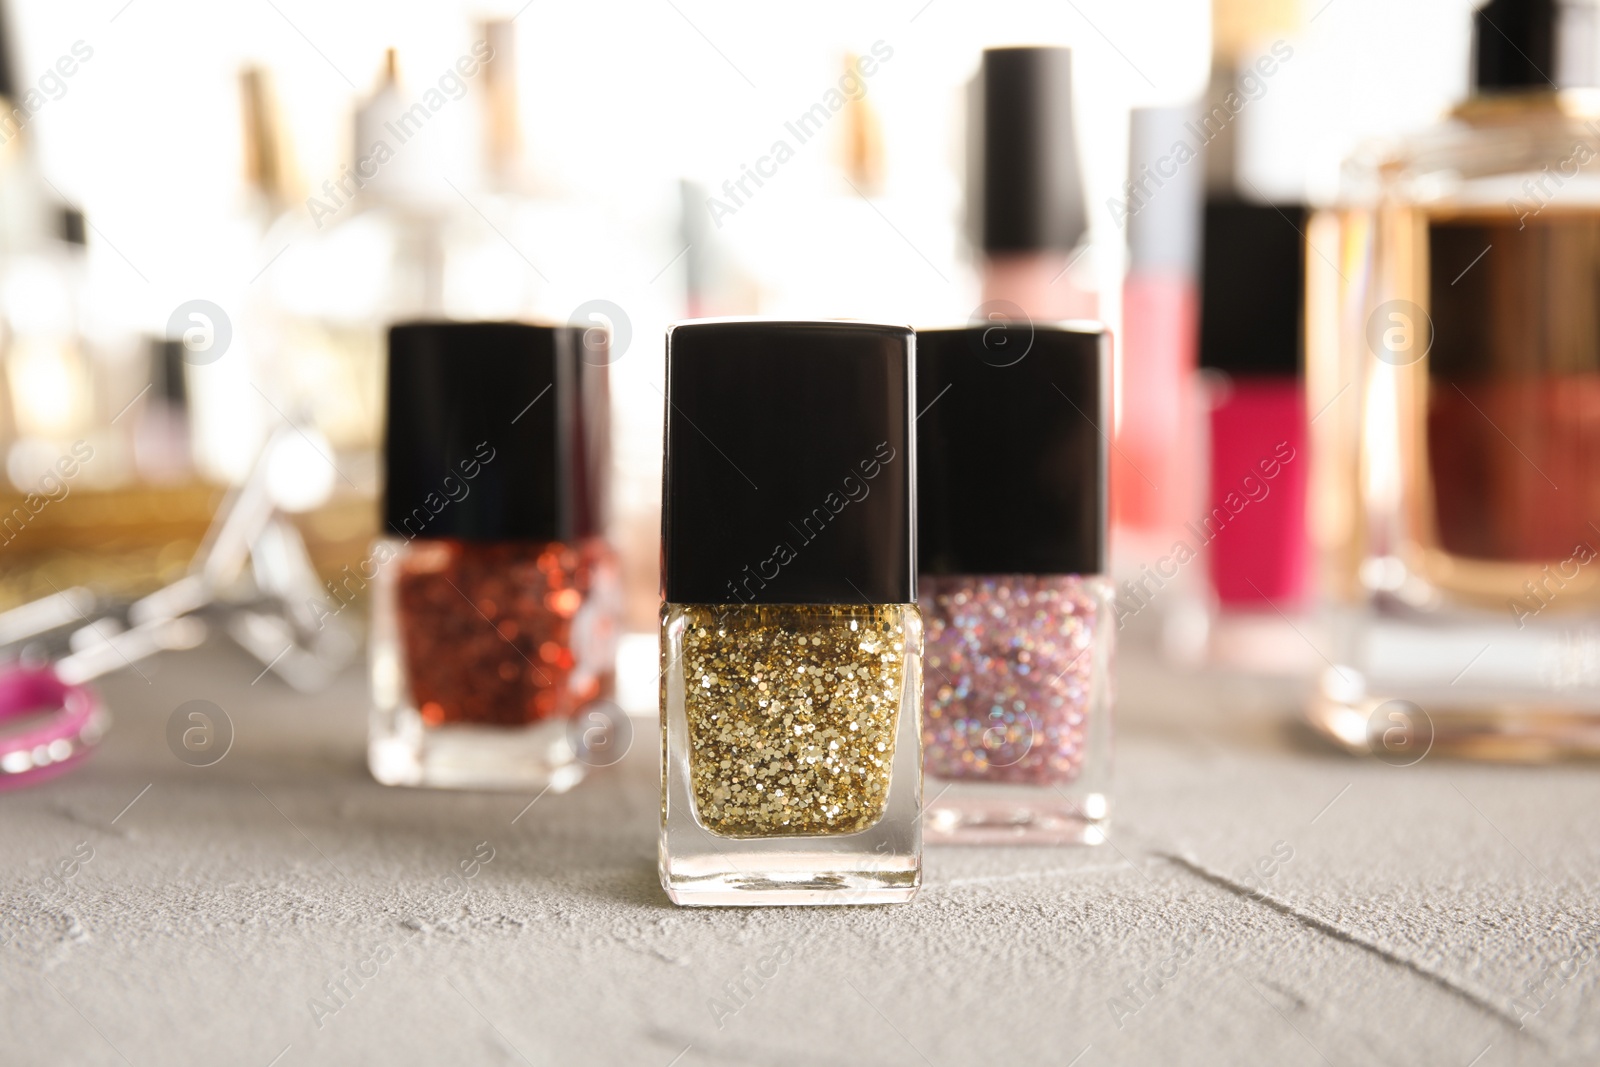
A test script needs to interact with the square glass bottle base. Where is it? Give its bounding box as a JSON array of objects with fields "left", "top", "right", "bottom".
[
  {"left": 1306, "top": 608, "right": 1600, "bottom": 762},
  {"left": 659, "top": 840, "right": 921, "bottom": 907},
  {"left": 658, "top": 603, "right": 924, "bottom": 907},
  {"left": 368, "top": 716, "right": 586, "bottom": 792},
  {"left": 923, "top": 780, "right": 1108, "bottom": 845}
]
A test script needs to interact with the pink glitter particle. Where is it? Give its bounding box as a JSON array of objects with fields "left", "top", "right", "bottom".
[{"left": 921, "top": 574, "right": 1106, "bottom": 784}]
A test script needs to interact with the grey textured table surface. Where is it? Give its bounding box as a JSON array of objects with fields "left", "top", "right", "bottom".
[{"left": 3, "top": 637, "right": 1598, "bottom": 1067}]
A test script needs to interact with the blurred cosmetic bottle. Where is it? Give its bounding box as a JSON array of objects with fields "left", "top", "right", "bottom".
[
  {"left": 1306, "top": 0, "right": 1600, "bottom": 759},
  {"left": 1199, "top": 200, "right": 1310, "bottom": 613},
  {"left": 1112, "top": 106, "right": 1206, "bottom": 581},
  {"left": 970, "top": 47, "right": 1096, "bottom": 322},
  {"left": 370, "top": 322, "right": 619, "bottom": 790},
  {"left": 1155, "top": 6, "right": 1317, "bottom": 671},
  {"left": 917, "top": 323, "right": 1113, "bottom": 844},
  {"left": 658, "top": 320, "right": 921, "bottom": 906},
  {"left": 264, "top": 21, "right": 561, "bottom": 483}
]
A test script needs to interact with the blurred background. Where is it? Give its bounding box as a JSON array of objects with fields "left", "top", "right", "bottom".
[{"left": 0, "top": 0, "right": 1541, "bottom": 716}]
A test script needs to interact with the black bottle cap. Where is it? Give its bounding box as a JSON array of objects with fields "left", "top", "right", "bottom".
[
  {"left": 1473, "top": 0, "right": 1599, "bottom": 91},
  {"left": 150, "top": 338, "right": 187, "bottom": 405},
  {"left": 662, "top": 320, "right": 915, "bottom": 605},
  {"left": 916, "top": 324, "right": 1107, "bottom": 577},
  {"left": 1198, "top": 199, "right": 1304, "bottom": 377},
  {"left": 973, "top": 46, "right": 1087, "bottom": 254},
  {"left": 384, "top": 321, "right": 608, "bottom": 543},
  {"left": 57, "top": 206, "right": 86, "bottom": 247}
]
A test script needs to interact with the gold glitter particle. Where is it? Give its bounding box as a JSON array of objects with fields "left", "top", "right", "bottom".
[{"left": 678, "top": 604, "right": 913, "bottom": 838}]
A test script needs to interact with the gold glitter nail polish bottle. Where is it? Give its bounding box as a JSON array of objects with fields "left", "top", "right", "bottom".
[{"left": 659, "top": 320, "right": 923, "bottom": 906}]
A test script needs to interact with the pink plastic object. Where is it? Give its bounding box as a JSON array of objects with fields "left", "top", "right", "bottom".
[{"left": 0, "top": 666, "right": 107, "bottom": 790}]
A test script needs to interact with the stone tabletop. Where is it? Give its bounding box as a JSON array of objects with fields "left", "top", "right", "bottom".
[{"left": 3, "top": 637, "right": 1597, "bottom": 1066}]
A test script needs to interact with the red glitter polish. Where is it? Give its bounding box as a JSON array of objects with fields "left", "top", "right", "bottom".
[
  {"left": 395, "top": 538, "right": 616, "bottom": 727},
  {"left": 370, "top": 323, "right": 616, "bottom": 791}
]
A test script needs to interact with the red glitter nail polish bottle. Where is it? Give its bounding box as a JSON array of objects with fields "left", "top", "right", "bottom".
[{"left": 369, "top": 322, "right": 619, "bottom": 790}]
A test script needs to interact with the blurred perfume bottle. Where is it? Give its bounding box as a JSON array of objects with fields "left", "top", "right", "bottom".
[
  {"left": 436, "top": 18, "right": 572, "bottom": 322},
  {"left": 370, "top": 322, "right": 618, "bottom": 790},
  {"left": 1114, "top": 105, "right": 1205, "bottom": 557},
  {"left": 0, "top": 1, "right": 127, "bottom": 485},
  {"left": 970, "top": 47, "right": 1095, "bottom": 322},
  {"left": 260, "top": 51, "right": 439, "bottom": 473},
  {"left": 265, "top": 25, "right": 555, "bottom": 480},
  {"left": 1306, "top": 0, "right": 1600, "bottom": 758},
  {"left": 659, "top": 321, "right": 922, "bottom": 906},
  {"left": 2, "top": 205, "right": 96, "bottom": 489},
  {"left": 917, "top": 324, "right": 1112, "bottom": 845},
  {"left": 723, "top": 45, "right": 954, "bottom": 323}
]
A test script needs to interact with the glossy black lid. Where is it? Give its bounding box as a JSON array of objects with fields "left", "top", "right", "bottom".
[
  {"left": 662, "top": 320, "right": 915, "bottom": 605},
  {"left": 384, "top": 321, "right": 609, "bottom": 542},
  {"left": 1473, "top": 0, "right": 1599, "bottom": 92},
  {"left": 917, "top": 323, "right": 1107, "bottom": 577},
  {"left": 973, "top": 46, "right": 1087, "bottom": 254},
  {"left": 1199, "top": 200, "right": 1305, "bottom": 377}
]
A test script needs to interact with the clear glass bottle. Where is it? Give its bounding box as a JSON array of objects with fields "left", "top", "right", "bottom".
[
  {"left": 369, "top": 322, "right": 618, "bottom": 789},
  {"left": 916, "top": 324, "right": 1113, "bottom": 842},
  {"left": 659, "top": 320, "right": 922, "bottom": 906},
  {"left": 1306, "top": 0, "right": 1600, "bottom": 759}
]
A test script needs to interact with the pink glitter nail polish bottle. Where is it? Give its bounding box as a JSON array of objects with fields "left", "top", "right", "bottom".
[{"left": 917, "top": 323, "right": 1112, "bottom": 844}]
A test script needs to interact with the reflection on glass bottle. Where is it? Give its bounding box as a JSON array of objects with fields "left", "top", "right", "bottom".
[
  {"left": 1306, "top": 0, "right": 1600, "bottom": 758},
  {"left": 658, "top": 321, "right": 922, "bottom": 906},
  {"left": 2, "top": 206, "right": 99, "bottom": 490}
]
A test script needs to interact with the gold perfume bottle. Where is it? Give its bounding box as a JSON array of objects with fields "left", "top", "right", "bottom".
[
  {"left": 1306, "top": 0, "right": 1600, "bottom": 759},
  {"left": 658, "top": 320, "right": 922, "bottom": 906}
]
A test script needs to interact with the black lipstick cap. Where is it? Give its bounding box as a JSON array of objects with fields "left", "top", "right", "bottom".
[
  {"left": 916, "top": 323, "right": 1107, "bottom": 576},
  {"left": 384, "top": 321, "right": 609, "bottom": 542},
  {"left": 662, "top": 320, "right": 915, "bottom": 605}
]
